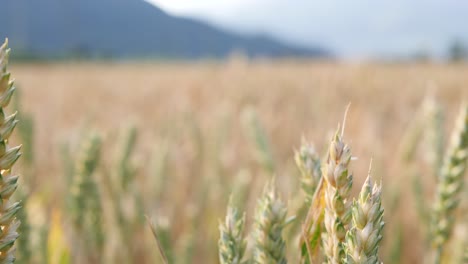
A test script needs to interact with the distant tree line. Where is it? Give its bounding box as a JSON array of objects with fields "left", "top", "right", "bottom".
[
  {"left": 448, "top": 39, "right": 467, "bottom": 62},
  {"left": 409, "top": 39, "right": 467, "bottom": 63}
]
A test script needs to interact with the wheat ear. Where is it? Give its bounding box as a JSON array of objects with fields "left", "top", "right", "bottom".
[
  {"left": 322, "top": 130, "right": 353, "bottom": 263},
  {"left": 69, "top": 133, "right": 104, "bottom": 260},
  {"left": 345, "top": 174, "right": 384, "bottom": 264},
  {"left": 252, "top": 182, "right": 288, "bottom": 264},
  {"left": 295, "top": 140, "right": 321, "bottom": 202},
  {"left": 430, "top": 104, "right": 468, "bottom": 262},
  {"left": 0, "top": 39, "right": 21, "bottom": 264},
  {"left": 218, "top": 198, "right": 247, "bottom": 264}
]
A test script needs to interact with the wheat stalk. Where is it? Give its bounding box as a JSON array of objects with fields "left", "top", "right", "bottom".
[
  {"left": 345, "top": 173, "right": 384, "bottom": 264},
  {"left": 252, "top": 181, "right": 288, "bottom": 264},
  {"left": 147, "top": 216, "right": 170, "bottom": 264},
  {"left": 69, "top": 133, "right": 104, "bottom": 261},
  {"left": 295, "top": 140, "right": 321, "bottom": 202},
  {"left": 464, "top": 245, "right": 468, "bottom": 264},
  {"left": 430, "top": 103, "right": 468, "bottom": 263},
  {"left": 422, "top": 95, "right": 445, "bottom": 178},
  {"left": 241, "top": 107, "right": 275, "bottom": 175},
  {"left": 70, "top": 133, "right": 101, "bottom": 226},
  {"left": 322, "top": 129, "right": 353, "bottom": 264},
  {"left": 0, "top": 39, "right": 21, "bottom": 264},
  {"left": 293, "top": 140, "right": 322, "bottom": 259},
  {"left": 116, "top": 125, "right": 137, "bottom": 191},
  {"left": 218, "top": 198, "right": 247, "bottom": 264}
]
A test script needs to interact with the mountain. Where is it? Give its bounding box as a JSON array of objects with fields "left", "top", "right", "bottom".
[{"left": 0, "top": 0, "right": 329, "bottom": 59}]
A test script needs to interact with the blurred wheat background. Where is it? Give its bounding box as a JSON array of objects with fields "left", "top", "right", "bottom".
[
  {"left": 8, "top": 60, "right": 467, "bottom": 263},
  {"left": 2, "top": 1, "right": 468, "bottom": 263}
]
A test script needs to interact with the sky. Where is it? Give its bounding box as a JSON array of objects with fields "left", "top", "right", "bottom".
[{"left": 148, "top": 0, "right": 468, "bottom": 59}]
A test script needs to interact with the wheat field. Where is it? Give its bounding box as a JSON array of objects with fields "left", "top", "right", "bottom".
[{"left": 8, "top": 59, "right": 468, "bottom": 263}]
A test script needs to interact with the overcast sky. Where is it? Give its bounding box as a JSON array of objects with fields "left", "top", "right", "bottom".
[{"left": 148, "top": 0, "right": 468, "bottom": 59}]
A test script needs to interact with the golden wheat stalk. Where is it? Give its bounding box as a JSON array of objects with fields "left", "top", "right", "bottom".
[
  {"left": 0, "top": 39, "right": 21, "bottom": 264},
  {"left": 430, "top": 103, "right": 468, "bottom": 263},
  {"left": 322, "top": 129, "right": 353, "bottom": 263}
]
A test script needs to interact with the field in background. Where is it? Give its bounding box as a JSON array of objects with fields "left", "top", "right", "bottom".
[{"left": 11, "top": 61, "right": 468, "bottom": 263}]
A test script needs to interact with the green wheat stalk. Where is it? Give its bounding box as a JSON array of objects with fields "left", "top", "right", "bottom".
[
  {"left": 345, "top": 174, "right": 384, "bottom": 263},
  {"left": 252, "top": 181, "right": 288, "bottom": 264},
  {"left": 116, "top": 125, "right": 137, "bottom": 191},
  {"left": 0, "top": 39, "right": 22, "bottom": 264},
  {"left": 69, "top": 133, "right": 104, "bottom": 261},
  {"left": 430, "top": 103, "right": 468, "bottom": 263},
  {"left": 218, "top": 198, "right": 247, "bottom": 264},
  {"left": 295, "top": 140, "right": 321, "bottom": 203},
  {"left": 241, "top": 107, "right": 275, "bottom": 175}
]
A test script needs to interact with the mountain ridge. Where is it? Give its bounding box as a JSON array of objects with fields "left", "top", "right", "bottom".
[{"left": 0, "top": 0, "right": 330, "bottom": 59}]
